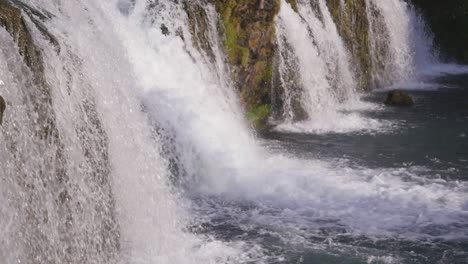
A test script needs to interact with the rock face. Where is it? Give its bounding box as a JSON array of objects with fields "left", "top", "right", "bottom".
[
  {"left": 0, "top": 95, "right": 5, "bottom": 124},
  {"left": 0, "top": 0, "right": 56, "bottom": 135},
  {"left": 410, "top": 0, "right": 468, "bottom": 63},
  {"left": 186, "top": 1, "right": 466, "bottom": 128},
  {"left": 211, "top": 0, "right": 376, "bottom": 128},
  {"left": 212, "top": 0, "right": 280, "bottom": 128},
  {"left": 328, "top": 0, "right": 371, "bottom": 89},
  {"left": 385, "top": 90, "right": 414, "bottom": 107}
]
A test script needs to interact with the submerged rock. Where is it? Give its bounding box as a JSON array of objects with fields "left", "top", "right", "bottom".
[
  {"left": 0, "top": 95, "right": 5, "bottom": 124},
  {"left": 385, "top": 90, "right": 414, "bottom": 106}
]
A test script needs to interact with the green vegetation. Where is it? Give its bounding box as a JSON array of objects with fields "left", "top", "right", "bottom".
[
  {"left": 218, "top": 0, "right": 250, "bottom": 66},
  {"left": 213, "top": 0, "right": 280, "bottom": 129},
  {"left": 247, "top": 104, "right": 271, "bottom": 129}
]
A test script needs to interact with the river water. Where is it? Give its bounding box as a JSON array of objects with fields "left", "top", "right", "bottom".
[{"left": 191, "top": 73, "right": 468, "bottom": 264}]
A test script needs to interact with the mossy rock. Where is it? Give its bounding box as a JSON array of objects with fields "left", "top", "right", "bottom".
[
  {"left": 385, "top": 90, "right": 414, "bottom": 107},
  {"left": 247, "top": 104, "right": 271, "bottom": 129},
  {"left": 327, "top": 0, "right": 372, "bottom": 89},
  {"left": 212, "top": 0, "right": 280, "bottom": 129}
]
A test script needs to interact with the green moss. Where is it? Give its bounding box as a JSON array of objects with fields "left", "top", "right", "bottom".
[
  {"left": 247, "top": 104, "right": 271, "bottom": 128},
  {"left": 218, "top": 0, "right": 251, "bottom": 66},
  {"left": 264, "top": 62, "right": 273, "bottom": 82},
  {"left": 240, "top": 47, "right": 250, "bottom": 66},
  {"left": 224, "top": 20, "right": 239, "bottom": 60},
  {"left": 253, "top": 61, "right": 273, "bottom": 89},
  {"left": 224, "top": 23, "right": 250, "bottom": 66},
  {"left": 214, "top": 0, "right": 279, "bottom": 129}
]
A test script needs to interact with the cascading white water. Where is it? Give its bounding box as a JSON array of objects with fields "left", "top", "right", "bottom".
[
  {"left": 116, "top": 0, "right": 262, "bottom": 193},
  {"left": 0, "top": 1, "right": 249, "bottom": 263},
  {"left": 366, "top": 0, "right": 437, "bottom": 86},
  {"left": 275, "top": 0, "right": 385, "bottom": 134},
  {"left": 1, "top": 0, "right": 468, "bottom": 263},
  {"left": 113, "top": 0, "right": 468, "bottom": 247},
  {"left": 365, "top": 0, "right": 468, "bottom": 90}
]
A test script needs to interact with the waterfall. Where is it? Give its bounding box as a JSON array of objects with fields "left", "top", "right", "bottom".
[
  {"left": 274, "top": 0, "right": 384, "bottom": 134},
  {"left": 1, "top": 0, "right": 468, "bottom": 263},
  {"left": 120, "top": 0, "right": 262, "bottom": 192},
  {"left": 272, "top": 0, "right": 446, "bottom": 133},
  {"left": 366, "top": 0, "right": 437, "bottom": 86},
  {"left": 0, "top": 0, "right": 249, "bottom": 263}
]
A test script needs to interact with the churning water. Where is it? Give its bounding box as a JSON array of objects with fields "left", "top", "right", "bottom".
[{"left": 0, "top": 0, "right": 467, "bottom": 263}]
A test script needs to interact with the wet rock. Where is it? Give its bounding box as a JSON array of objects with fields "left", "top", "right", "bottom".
[
  {"left": 0, "top": 95, "right": 5, "bottom": 124},
  {"left": 210, "top": 0, "right": 280, "bottom": 128},
  {"left": 160, "top": 23, "right": 169, "bottom": 36},
  {"left": 328, "top": 0, "right": 372, "bottom": 90},
  {"left": 385, "top": 90, "right": 414, "bottom": 106},
  {"left": 0, "top": 0, "right": 45, "bottom": 84}
]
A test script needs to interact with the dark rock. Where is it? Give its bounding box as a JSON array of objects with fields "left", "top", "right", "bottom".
[
  {"left": 160, "top": 23, "right": 169, "bottom": 36},
  {"left": 185, "top": 2, "right": 214, "bottom": 58},
  {"left": 385, "top": 90, "right": 414, "bottom": 106},
  {"left": 0, "top": 95, "right": 5, "bottom": 124},
  {"left": 410, "top": 0, "right": 468, "bottom": 63}
]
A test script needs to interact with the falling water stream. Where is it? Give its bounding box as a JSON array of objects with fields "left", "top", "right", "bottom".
[
  {"left": 0, "top": 0, "right": 467, "bottom": 263},
  {"left": 274, "top": 0, "right": 386, "bottom": 134}
]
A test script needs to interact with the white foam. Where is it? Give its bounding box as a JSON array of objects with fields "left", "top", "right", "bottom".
[
  {"left": 420, "top": 63, "right": 468, "bottom": 77},
  {"left": 108, "top": 1, "right": 263, "bottom": 262},
  {"left": 273, "top": 111, "right": 393, "bottom": 134},
  {"left": 196, "top": 155, "right": 468, "bottom": 241},
  {"left": 377, "top": 63, "right": 468, "bottom": 91},
  {"left": 110, "top": 0, "right": 468, "bottom": 245}
]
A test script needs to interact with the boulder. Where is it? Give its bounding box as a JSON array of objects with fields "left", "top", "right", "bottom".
[{"left": 385, "top": 90, "right": 414, "bottom": 106}]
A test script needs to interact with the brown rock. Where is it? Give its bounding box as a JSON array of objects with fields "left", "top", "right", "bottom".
[{"left": 385, "top": 90, "right": 414, "bottom": 106}]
